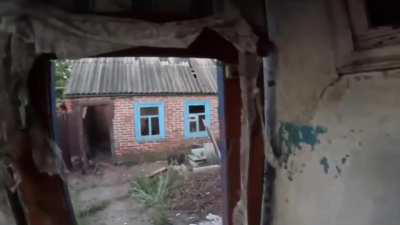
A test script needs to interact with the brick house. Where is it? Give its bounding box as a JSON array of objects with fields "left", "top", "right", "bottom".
[{"left": 60, "top": 57, "right": 219, "bottom": 162}]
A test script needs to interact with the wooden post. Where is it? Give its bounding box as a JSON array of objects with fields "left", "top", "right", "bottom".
[
  {"left": 224, "top": 67, "right": 242, "bottom": 225},
  {"left": 1, "top": 50, "right": 77, "bottom": 225}
]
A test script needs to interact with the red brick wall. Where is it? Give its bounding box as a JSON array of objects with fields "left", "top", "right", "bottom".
[
  {"left": 113, "top": 95, "right": 220, "bottom": 157},
  {"left": 64, "top": 95, "right": 220, "bottom": 159}
]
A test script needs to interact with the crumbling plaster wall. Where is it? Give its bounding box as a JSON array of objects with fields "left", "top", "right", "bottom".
[
  {"left": 266, "top": 1, "right": 400, "bottom": 225},
  {"left": 0, "top": 3, "right": 262, "bottom": 224}
]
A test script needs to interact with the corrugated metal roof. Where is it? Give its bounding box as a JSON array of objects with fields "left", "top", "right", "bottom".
[{"left": 65, "top": 57, "right": 218, "bottom": 97}]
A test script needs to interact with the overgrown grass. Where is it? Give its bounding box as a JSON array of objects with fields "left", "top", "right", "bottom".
[
  {"left": 76, "top": 200, "right": 110, "bottom": 218},
  {"left": 73, "top": 200, "right": 111, "bottom": 225},
  {"left": 130, "top": 169, "right": 181, "bottom": 225}
]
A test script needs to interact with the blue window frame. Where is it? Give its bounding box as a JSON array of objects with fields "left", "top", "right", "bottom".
[
  {"left": 134, "top": 103, "right": 165, "bottom": 142},
  {"left": 184, "top": 100, "right": 211, "bottom": 139}
]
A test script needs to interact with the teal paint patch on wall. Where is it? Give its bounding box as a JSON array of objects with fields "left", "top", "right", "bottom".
[{"left": 278, "top": 122, "right": 327, "bottom": 155}]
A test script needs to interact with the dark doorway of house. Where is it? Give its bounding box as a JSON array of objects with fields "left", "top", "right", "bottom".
[{"left": 83, "top": 105, "right": 112, "bottom": 159}]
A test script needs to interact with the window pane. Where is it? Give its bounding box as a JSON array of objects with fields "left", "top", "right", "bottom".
[
  {"left": 199, "top": 115, "right": 206, "bottom": 131},
  {"left": 189, "top": 105, "right": 205, "bottom": 114},
  {"left": 140, "top": 107, "right": 159, "bottom": 116},
  {"left": 141, "top": 118, "right": 149, "bottom": 136},
  {"left": 189, "top": 121, "right": 197, "bottom": 132},
  {"left": 151, "top": 117, "right": 160, "bottom": 135}
]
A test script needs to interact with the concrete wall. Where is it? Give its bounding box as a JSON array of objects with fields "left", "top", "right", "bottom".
[{"left": 266, "top": 1, "right": 400, "bottom": 225}]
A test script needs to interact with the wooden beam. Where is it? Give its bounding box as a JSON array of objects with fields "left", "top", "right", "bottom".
[
  {"left": 247, "top": 66, "right": 265, "bottom": 225},
  {"left": 15, "top": 54, "right": 77, "bottom": 225},
  {"left": 224, "top": 76, "right": 242, "bottom": 225}
]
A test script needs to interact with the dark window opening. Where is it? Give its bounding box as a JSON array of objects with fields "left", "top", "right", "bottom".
[
  {"left": 199, "top": 114, "right": 206, "bottom": 131},
  {"left": 190, "top": 120, "right": 197, "bottom": 132},
  {"left": 138, "top": 105, "right": 162, "bottom": 138},
  {"left": 189, "top": 105, "right": 205, "bottom": 114},
  {"left": 140, "top": 117, "right": 150, "bottom": 135},
  {"left": 151, "top": 117, "right": 160, "bottom": 135},
  {"left": 140, "top": 106, "right": 159, "bottom": 115},
  {"left": 186, "top": 103, "right": 209, "bottom": 136},
  {"left": 366, "top": 0, "right": 400, "bottom": 28}
]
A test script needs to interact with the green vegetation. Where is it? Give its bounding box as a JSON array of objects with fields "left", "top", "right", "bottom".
[
  {"left": 53, "top": 60, "right": 71, "bottom": 106},
  {"left": 131, "top": 169, "right": 180, "bottom": 207},
  {"left": 130, "top": 169, "right": 181, "bottom": 225}
]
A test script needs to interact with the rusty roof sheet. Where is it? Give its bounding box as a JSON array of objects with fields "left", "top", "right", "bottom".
[{"left": 65, "top": 57, "right": 218, "bottom": 97}]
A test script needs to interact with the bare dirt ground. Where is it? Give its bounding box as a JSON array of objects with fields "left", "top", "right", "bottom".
[
  {"left": 67, "top": 161, "right": 223, "bottom": 225},
  {"left": 169, "top": 169, "right": 223, "bottom": 225},
  {"left": 68, "top": 161, "right": 166, "bottom": 225}
]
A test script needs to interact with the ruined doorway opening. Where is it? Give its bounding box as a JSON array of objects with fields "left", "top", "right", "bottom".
[
  {"left": 83, "top": 105, "right": 113, "bottom": 159},
  {"left": 51, "top": 56, "right": 226, "bottom": 225},
  {"left": 2, "top": 8, "right": 266, "bottom": 223}
]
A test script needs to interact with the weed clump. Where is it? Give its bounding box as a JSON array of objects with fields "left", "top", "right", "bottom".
[{"left": 130, "top": 169, "right": 181, "bottom": 225}]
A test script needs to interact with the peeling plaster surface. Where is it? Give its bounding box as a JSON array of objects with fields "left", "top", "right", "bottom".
[
  {"left": 274, "top": 73, "right": 400, "bottom": 225},
  {"left": 267, "top": 0, "right": 337, "bottom": 123},
  {"left": 267, "top": 0, "right": 400, "bottom": 225}
]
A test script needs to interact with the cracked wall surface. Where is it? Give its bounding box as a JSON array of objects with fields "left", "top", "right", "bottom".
[{"left": 266, "top": 0, "right": 400, "bottom": 225}]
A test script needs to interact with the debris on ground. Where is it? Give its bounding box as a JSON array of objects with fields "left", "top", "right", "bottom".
[
  {"left": 190, "top": 214, "right": 222, "bottom": 225},
  {"left": 193, "top": 165, "right": 220, "bottom": 174},
  {"left": 147, "top": 167, "right": 168, "bottom": 178},
  {"left": 68, "top": 159, "right": 223, "bottom": 225},
  {"left": 169, "top": 168, "right": 223, "bottom": 220},
  {"left": 188, "top": 142, "right": 220, "bottom": 167}
]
